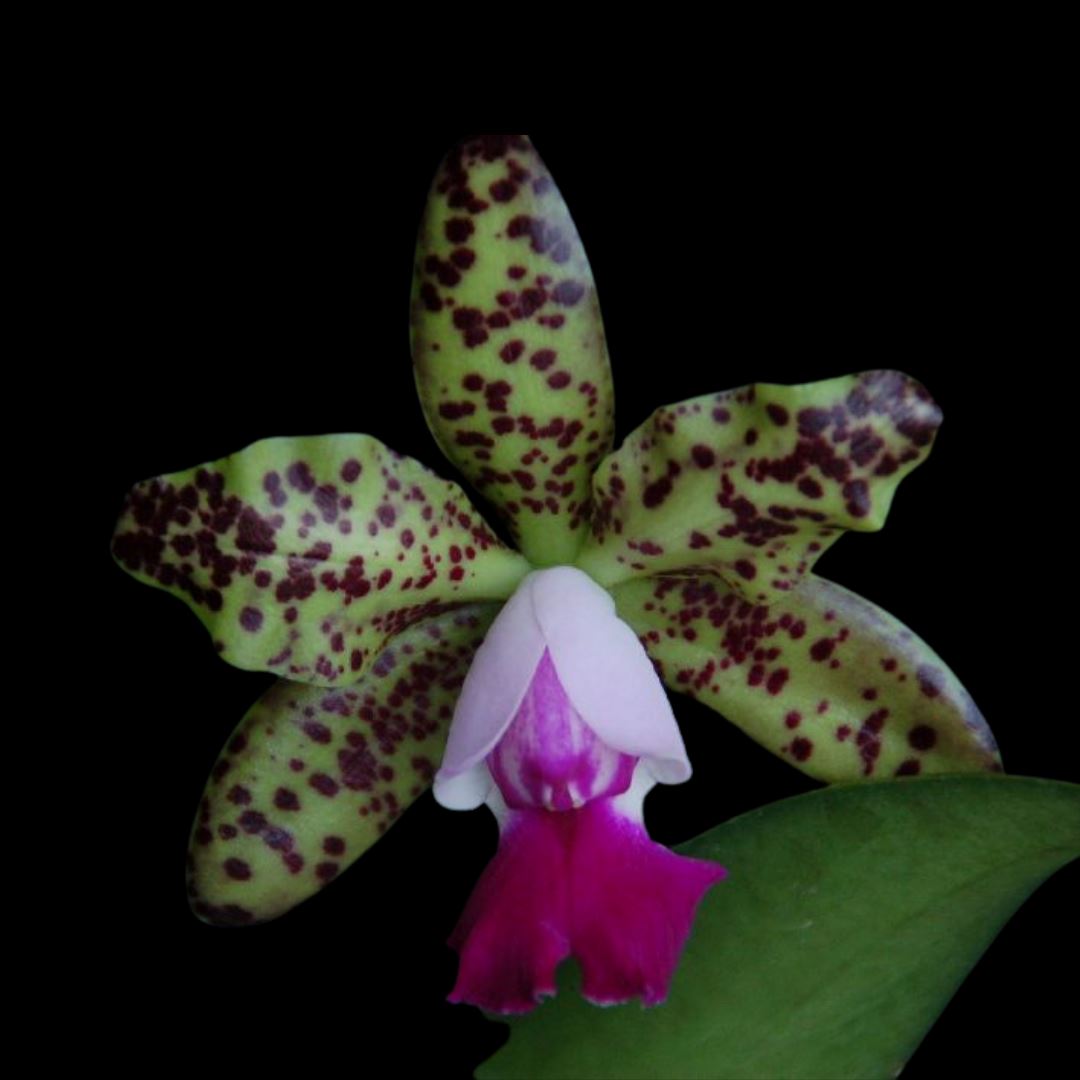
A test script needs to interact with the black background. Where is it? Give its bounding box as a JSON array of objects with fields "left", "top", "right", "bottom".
[{"left": 92, "top": 118, "right": 1073, "bottom": 1076}]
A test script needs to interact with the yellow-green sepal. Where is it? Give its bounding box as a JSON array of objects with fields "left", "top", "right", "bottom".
[
  {"left": 612, "top": 572, "right": 1000, "bottom": 782},
  {"left": 187, "top": 604, "right": 499, "bottom": 925},
  {"left": 113, "top": 433, "right": 529, "bottom": 685},
  {"left": 411, "top": 135, "right": 614, "bottom": 567},
  {"left": 576, "top": 371, "right": 940, "bottom": 596}
]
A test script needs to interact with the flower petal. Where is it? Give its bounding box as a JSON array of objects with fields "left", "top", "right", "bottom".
[
  {"left": 113, "top": 433, "right": 529, "bottom": 685},
  {"left": 411, "top": 135, "right": 614, "bottom": 567},
  {"left": 568, "top": 801, "right": 726, "bottom": 1007},
  {"left": 612, "top": 573, "right": 1000, "bottom": 780},
  {"left": 530, "top": 568, "right": 690, "bottom": 784},
  {"left": 448, "top": 809, "right": 572, "bottom": 1013},
  {"left": 434, "top": 576, "right": 548, "bottom": 809},
  {"left": 448, "top": 801, "right": 725, "bottom": 1014},
  {"left": 434, "top": 567, "right": 690, "bottom": 810},
  {"left": 186, "top": 604, "right": 499, "bottom": 925},
  {"left": 575, "top": 371, "right": 940, "bottom": 595}
]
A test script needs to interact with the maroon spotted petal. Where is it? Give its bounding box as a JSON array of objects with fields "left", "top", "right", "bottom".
[
  {"left": 576, "top": 371, "right": 941, "bottom": 597},
  {"left": 612, "top": 573, "right": 1000, "bottom": 782},
  {"left": 411, "top": 135, "right": 614, "bottom": 567},
  {"left": 187, "top": 604, "right": 499, "bottom": 926},
  {"left": 112, "top": 433, "right": 529, "bottom": 685}
]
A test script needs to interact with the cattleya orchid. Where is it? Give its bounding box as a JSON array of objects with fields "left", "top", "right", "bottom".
[{"left": 112, "top": 135, "right": 1002, "bottom": 1016}]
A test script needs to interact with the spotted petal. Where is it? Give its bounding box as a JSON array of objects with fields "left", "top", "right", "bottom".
[
  {"left": 187, "top": 604, "right": 499, "bottom": 925},
  {"left": 410, "top": 134, "right": 614, "bottom": 567},
  {"left": 575, "top": 371, "right": 940, "bottom": 595},
  {"left": 112, "top": 434, "right": 529, "bottom": 685},
  {"left": 612, "top": 573, "right": 1000, "bottom": 781}
]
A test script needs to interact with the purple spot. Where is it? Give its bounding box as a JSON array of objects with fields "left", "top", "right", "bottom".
[
  {"left": 908, "top": 724, "right": 938, "bottom": 751},
  {"left": 691, "top": 445, "right": 716, "bottom": 468},
  {"left": 323, "top": 836, "right": 346, "bottom": 856},
  {"left": 316, "top": 862, "right": 340, "bottom": 883},
  {"left": 274, "top": 788, "right": 300, "bottom": 811},
  {"left": 552, "top": 280, "right": 584, "bottom": 306},
  {"left": 790, "top": 737, "right": 813, "bottom": 762},
  {"left": 445, "top": 218, "right": 474, "bottom": 243},
  {"left": 236, "top": 508, "right": 277, "bottom": 554},
  {"left": 896, "top": 759, "right": 922, "bottom": 776},
  {"left": 500, "top": 340, "right": 525, "bottom": 364},
  {"left": 798, "top": 408, "right": 831, "bottom": 436},
  {"left": 766, "top": 668, "right": 790, "bottom": 695},
  {"left": 286, "top": 462, "right": 315, "bottom": 493},
  {"left": 438, "top": 401, "right": 476, "bottom": 421},
  {"left": 451, "top": 247, "right": 475, "bottom": 269},
  {"left": 798, "top": 477, "right": 823, "bottom": 499},
  {"left": 339, "top": 745, "right": 378, "bottom": 791},
  {"left": 734, "top": 560, "right": 756, "bottom": 581},
  {"left": 917, "top": 665, "right": 944, "bottom": 699},
  {"left": 303, "top": 721, "right": 332, "bottom": 744},
  {"left": 766, "top": 403, "right": 790, "bottom": 426},
  {"left": 810, "top": 638, "right": 834, "bottom": 662},
  {"left": 843, "top": 479, "right": 870, "bottom": 517},
  {"left": 224, "top": 858, "right": 251, "bottom": 881},
  {"left": 239, "top": 607, "right": 263, "bottom": 632},
  {"left": 227, "top": 785, "right": 252, "bottom": 806},
  {"left": 310, "top": 773, "right": 340, "bottom": 797}
]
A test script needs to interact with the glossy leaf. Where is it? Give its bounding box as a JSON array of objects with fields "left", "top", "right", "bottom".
[
  {"left": 612, "top": 573, "right": 999, "bottom": 781},
  {"left": 575, "top": 371, "right": 940, "bottom": 595},
  {"left": 112, "top": 433, "right": 529, "bottom": 684},
  {"left": 480, "top": 775, "right": 1080, "bottom": 1080},
  {"left": 186, "top": 604, "right": 499, "bottom": 925},
  {"left": 411, "top": 134, "right": 614, "bottom": 567}
]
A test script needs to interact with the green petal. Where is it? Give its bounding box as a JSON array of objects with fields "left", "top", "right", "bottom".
[
  {"left": 613, "top": 572, "right": 999, "bottom": 780},
  {"left": 575, "top": 370, "right": 939, "bottom": 594},
  {"left": 112, "top": 433, "right": 529, "bottom": 684},
  {"left": 186, "top": 603, "right": 498, "bottom": 925},
  {"left": 479, "top": 775, "right": 1080, "bottom": 1080},
  {"left": 410, "top": 134, "right": 614, "bottom": 567}
]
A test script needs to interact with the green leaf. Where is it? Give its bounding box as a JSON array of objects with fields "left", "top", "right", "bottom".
[
  {"left": 410, "top": 134, "right": 614, "bottom": 567},
  {"left": 612, "top": 573, "right": 999, "bottom": 781},
  {"left": 187, "top": 603, "right": 498, "bottom": 925},
  {"left": 479, "top": 775, "right": 1080, "bottom": 1080},
  {"left": 574, "top": 371, "right": 939, "bottom": 595},
  {"left": 112, "top": 433, "right": 529, "bottom": 685}
]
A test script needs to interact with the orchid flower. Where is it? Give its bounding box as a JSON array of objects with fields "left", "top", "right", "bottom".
[{"left": 111, "top": 134, "right": 1000, "bottom": 1015}]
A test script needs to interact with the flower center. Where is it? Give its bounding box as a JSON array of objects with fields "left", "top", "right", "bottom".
[{"left": 487, "top": 649, "right": 638, "bottom": 811}]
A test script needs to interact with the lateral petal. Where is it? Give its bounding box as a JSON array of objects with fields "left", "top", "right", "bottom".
[
  {"left": 576, "top": 371, "right": 940, "bottom": 597},
  {"left": 612, "top": 573, "right": 1000, "bottom": 781},
  {"left": 112, "top": 433, "right": 529, "bottom": 685},
  {"left": 187, "top": 604, "right": 498, "bottom": 925}
]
